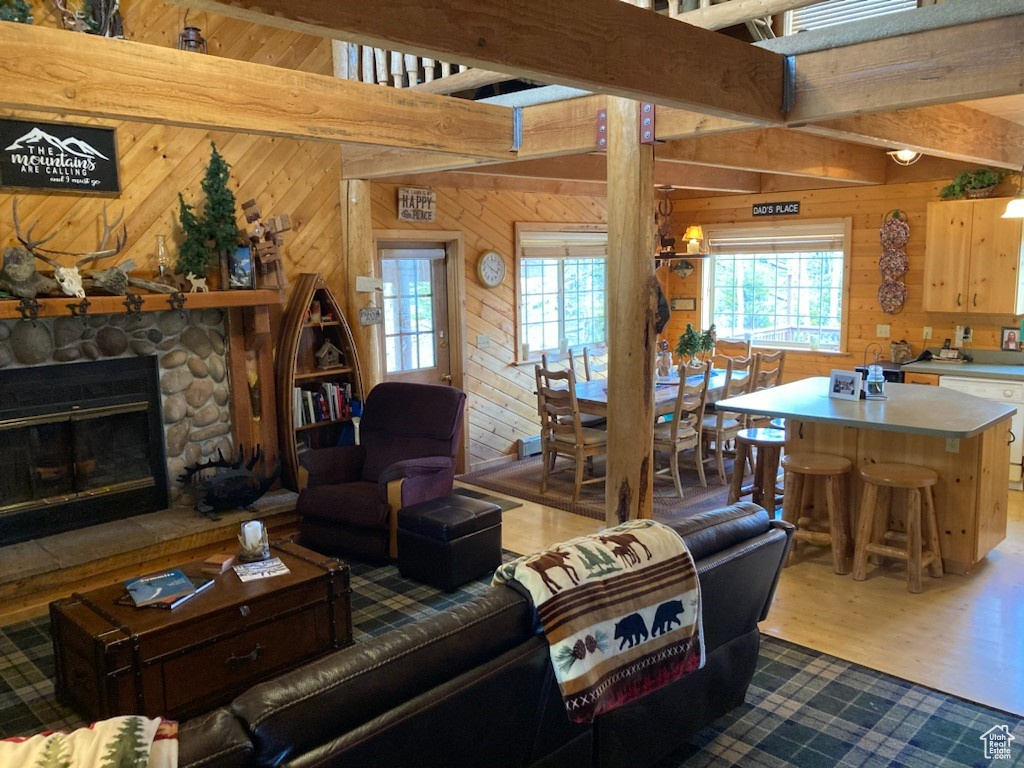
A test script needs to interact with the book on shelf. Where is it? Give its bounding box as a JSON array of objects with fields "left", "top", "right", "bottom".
[
  {"left": 122, "top": 569, "right": 215, "bottom": 609},
  {"left": 293, "top": 381, "right": 354, "bottom": 427}
]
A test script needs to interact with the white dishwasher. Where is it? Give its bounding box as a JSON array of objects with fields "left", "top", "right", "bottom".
[{"left": 938, "top": 376, "right": 1023, "bottom": 489}]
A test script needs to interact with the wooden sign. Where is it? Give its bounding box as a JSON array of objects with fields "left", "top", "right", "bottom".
[
  {"left": 670, "top": 297, "right": 696, "bottom": 311},
  {"left": 0, "top": 118, "right": 120, "bottom": 193},
  {"left": 397, "top": 187, "right": 436, "bottom": 222},
  {"left": 752, "top": 201, "right": 800, "bottom": 217},
  {"left": 359, "top": 306, "right": 384, "bottom": 326}
]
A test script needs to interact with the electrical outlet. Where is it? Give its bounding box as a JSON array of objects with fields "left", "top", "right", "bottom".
[
  {"left": 476, "top": 333, "right": 491, "bottom": 349},
  {"left": 955, "top": 325, "right": 964, "bottom": 345},
  {"left": 876, "top": 324, "right": 890, "bottom": 338},
  {"left": 964, "top": 326, "right": 973, "bottom": 343},
  {"left": 923, "top": 326, "right": 932, "bottom": 340}
]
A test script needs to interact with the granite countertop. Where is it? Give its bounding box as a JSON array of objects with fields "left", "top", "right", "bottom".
[
  {"left": 901, "top": 361, "right": 1024, "bottom": 381},
  {"left": 718, "top": 377, "right": 1015, "bottom": 438}
]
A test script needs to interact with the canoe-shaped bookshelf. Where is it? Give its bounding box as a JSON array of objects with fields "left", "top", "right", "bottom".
[{"left": 276, "top": 273, "right": 364, "bottom": 490}]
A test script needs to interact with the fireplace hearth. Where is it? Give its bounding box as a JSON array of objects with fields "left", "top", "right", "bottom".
[{"left": 0, "top": 357, "right": 168, "bottom": 546}]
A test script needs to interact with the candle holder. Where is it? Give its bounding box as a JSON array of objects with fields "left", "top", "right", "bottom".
[{"left": 238, "top": 521, "right": 269, "bottom": 562}]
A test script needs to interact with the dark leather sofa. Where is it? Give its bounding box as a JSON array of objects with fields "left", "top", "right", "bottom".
[{"left": 179, "top": 503, "right": 792, "bottom": 768}]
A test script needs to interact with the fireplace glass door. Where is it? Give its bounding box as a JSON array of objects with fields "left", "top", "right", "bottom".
[{"left": 0, "top": 403, "right": 154, "bottom": 516}]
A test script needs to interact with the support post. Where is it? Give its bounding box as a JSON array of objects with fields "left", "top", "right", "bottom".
[
  {"left": 605, "top": 97, "right": 657, "bottom": 525},
  {"left": 341, "top": 179, "right": 384, "bottom": 395}
]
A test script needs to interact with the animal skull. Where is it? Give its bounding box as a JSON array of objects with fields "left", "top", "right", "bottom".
[{"left": 54, "top": 266, "right": 85, "bottom": 298}]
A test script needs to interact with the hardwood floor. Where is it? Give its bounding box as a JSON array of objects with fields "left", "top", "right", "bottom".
[{"left": 470, "top": 481, "right": 1024, "bottom": 717}]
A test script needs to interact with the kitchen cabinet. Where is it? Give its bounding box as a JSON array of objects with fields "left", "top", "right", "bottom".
[
  {"left": 922, "top": 198, "right": 1024, "bottom": 314},
  {"left": 904, "top": 372, "right": 940, "bottom": 386}
]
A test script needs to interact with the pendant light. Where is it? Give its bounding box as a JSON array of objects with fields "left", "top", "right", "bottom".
[{"left": 1003, "top": 165, "right": 1024, "bottom": 219}]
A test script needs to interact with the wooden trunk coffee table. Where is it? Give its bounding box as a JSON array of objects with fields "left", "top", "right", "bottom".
[{"left": 50, "top": 541, "right": 351, "bottom": 720}]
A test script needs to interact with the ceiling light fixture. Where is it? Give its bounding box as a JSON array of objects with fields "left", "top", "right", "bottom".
[
  {"left": 1003, "top": 165, "right": 1024, "bottom": 219},
  {"left": 887, "top": 149, "right": 922, "bottom": 167}
]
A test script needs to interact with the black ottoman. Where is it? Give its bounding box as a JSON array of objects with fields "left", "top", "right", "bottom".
[{"left": 397, "top": 494, "right": 503, "bottom": 591}]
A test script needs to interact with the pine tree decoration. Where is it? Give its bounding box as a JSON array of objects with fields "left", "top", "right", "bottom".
[
  {"left": 200, "top": 141, "right": 239, "bottom": 259},
  {"left": 34, "top": 734, "right": 70, "bottom": 768},
  {"left": 99, "top": 716, "right": 149, "bottom": 768},
  {"left": 0, "top": 0, "right": 33, "bottom": 24},
  {"left": 176, "top": 192, "right": 211, "bottom": 277}
]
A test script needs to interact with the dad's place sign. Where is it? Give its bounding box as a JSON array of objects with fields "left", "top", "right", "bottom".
[
  {"left": 752, "top": 201, "right": 800, "bottom": 217},
  {"left": 0, "top": 119, "right": 120, "bottom": 193}
]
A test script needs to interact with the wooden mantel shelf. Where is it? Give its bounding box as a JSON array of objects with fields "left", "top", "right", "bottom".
[{"left": 0, "top": 289, "right": 282, "bottom": 321}]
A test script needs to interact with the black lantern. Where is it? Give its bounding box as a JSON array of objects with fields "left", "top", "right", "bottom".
[{"left": 178, "top": 26, "right": 207, "bottom": 53}]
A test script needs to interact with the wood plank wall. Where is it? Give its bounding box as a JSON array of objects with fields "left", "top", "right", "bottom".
[
  {"left": 666, "top": 179, "right": 1024, "bottom": 381},
  {"left": 369, "top": 183, "right": 607, "bottom": 468},
  {"left": 0, "top": 0, "right": 343, "bottom": 295}
]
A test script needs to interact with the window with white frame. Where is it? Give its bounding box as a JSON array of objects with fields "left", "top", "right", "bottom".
[
  {"left": 785, "top": 0, "right": 916, "bottom": 34},
  {"left": 703, "top": 221, "right": 850, "bottom": 352},
  {"left": 516, "top": 228, "right": 607, "bottom": 360}
]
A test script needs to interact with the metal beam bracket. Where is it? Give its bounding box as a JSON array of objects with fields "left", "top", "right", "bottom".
[
  {"left": 596, "top": 108, "right": 608, "bottom": 150},
  {"left": 640, "top": 102, "right": 662, "bottom": 145},
  {"left": 782, "top": 56, "right": 795, "bottom": 115},
  {"left": 511, "top": 107, "right": 523, "bottom": 152}
]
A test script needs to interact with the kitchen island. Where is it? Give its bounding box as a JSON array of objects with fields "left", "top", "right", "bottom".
[{"left": 717, "top": 377, "right": 1015, "bottom": 573}]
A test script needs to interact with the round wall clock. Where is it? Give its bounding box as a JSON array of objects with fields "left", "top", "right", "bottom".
[{"left": 477, "top": 249, "right": 506, "bottom": 288}]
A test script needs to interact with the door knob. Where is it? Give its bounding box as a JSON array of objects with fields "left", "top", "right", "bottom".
[{"left": 441, "top": 374, "right": 452, "bottom": 383}]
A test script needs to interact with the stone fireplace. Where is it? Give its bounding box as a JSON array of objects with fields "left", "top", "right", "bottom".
[{"left": 0, "top": 308, "right": 235, "bottom": 545}]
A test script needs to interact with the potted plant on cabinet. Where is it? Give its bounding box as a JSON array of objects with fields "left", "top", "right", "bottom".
[{"left": 939, "top": 168, "right": 1006, "bottom": 200}]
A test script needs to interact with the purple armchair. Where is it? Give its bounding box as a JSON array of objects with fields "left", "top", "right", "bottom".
[{"left": 297, "top": 382, "right": 466, "bottom": 561}]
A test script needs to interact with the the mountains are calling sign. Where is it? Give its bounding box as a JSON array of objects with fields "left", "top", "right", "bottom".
[{"left": 0, "top": 119, "right": 120, "bottom": 193}]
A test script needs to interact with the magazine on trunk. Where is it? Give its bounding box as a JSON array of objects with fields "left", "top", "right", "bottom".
[
  {"left": 233, "top": 557, "right": 291, "bottom": 582},
  {"left": 122, "top": 570, "right": 215, "bottom": 609}
]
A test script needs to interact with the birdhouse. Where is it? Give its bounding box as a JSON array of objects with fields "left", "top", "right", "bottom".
[{"left": 315, "top": 340, "right": 344, "bottom": 369}]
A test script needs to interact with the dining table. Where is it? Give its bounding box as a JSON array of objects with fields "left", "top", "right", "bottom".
[{"left": 572, "top": 368, "right": 729, "bottom": 418}]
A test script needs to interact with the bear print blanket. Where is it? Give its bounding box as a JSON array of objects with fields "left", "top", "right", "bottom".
[{"left": 493, "top": 519, "right": 704, "bottom": 723}]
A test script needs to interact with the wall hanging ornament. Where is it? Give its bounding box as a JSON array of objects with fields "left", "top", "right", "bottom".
[{"left": 878, "top": 210, "right": 909, "bottom": 314}]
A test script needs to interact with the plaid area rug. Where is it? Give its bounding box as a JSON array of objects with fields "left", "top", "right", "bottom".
[
  {"left": 665, "top": 637, "right": 1024, "bottom": 768},
  {"left": 459, "top": 455, "right": 746, "bottom": 523},
  {"left": 3, "top": 574, "right": 1022, "bottom": 768}
]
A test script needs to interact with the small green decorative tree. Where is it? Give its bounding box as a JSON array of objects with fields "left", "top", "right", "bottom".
[
  {"left": 0, "top": 0, "right": 32, "bottom": 23},
  {"left": 200, "top": 141, "right": 239, "bottom": 260},
  {"left": 176, "top": 192, "right": 210, "bottom": 276},
  {"left": 675, "top": 323, "right": 717, "bottom": 367},
  {"left": 675, "top": 323, "right": 701, "bottom": 366}
]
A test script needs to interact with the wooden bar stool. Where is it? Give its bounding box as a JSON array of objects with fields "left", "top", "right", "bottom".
[
  {"left": 853, "top": 463, "right": 943, "bottom": 593},
  {"left": 780, "top": 453, "right": 853, "bottom": 574},
  {"left": 729, "top": 427, "right": 786, "bottom": 513}
]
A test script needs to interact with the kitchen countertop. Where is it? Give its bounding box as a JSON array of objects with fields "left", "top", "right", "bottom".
[
  {"left": 718, "top": 377, "right": 1015, "bottom": 438},
  {"left": 901, "top": 361, "right": 1024, "bottom": 380}
]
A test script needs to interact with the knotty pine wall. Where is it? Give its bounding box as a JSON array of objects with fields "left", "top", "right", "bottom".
[
  {"left": 0, "top": 0, "right": 343, "bottom": 292},
  {"left": 370, "top": 183, "right": 607, "bottom": 468},
  {"left": 666, "top": 179, "right": 1024, "bottom": 382}
]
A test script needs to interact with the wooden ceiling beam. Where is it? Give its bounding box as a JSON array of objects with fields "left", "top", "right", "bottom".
[
  {"left": 656, "top": 128, "right": 887, "bottom": 184},
  {"left": 0, "top": 24, "right": 514, "bottom": 158},
  {"left": 379, "top": 171, "right": 608, "bottom": 197},
  {"left": 789, "top": 16, "right": 1024, "bottom": 123},
  {"left": 456, "top": 154, "right": 760, "bottom": 192},
  {"left": 800, "top": 104, "right": 1024, "bottom": 171},
  {"left": 410, "top": 68, "right": 513, "bottom": 95},
  {"left": 518, "top": 96, "right": 753, "bottom": 160},
  {"left": 678, "top": 0, "right": 820, "bottom": 31},
  {"left": 342, "top": 146, "right": 512, "bottom": 179},
  {"left": 174, "top": 0, "right": 785, "bottom": 123}
]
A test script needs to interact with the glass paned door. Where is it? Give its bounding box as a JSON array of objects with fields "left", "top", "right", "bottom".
[{"left": 379, "top": 247, "right": 451, "bottom": 386}]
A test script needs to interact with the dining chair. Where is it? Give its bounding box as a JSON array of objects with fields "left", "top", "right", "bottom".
[
  {"left": 747, "top": 350, "right": 787, "bottom": 428},
  {"left": 701, "top": 355, "right": 755, "bottom": 485},
  {"left": 535, "top": 365, "right": 608, "bottom": 502},
  {"left": 714, "top": 338, "right": 751, "bottom": 359},
  {"left": 654, "top": 360, "right": 711, "bottom": 495},
  {"left": 571, "top": 344, "right": 608, "bottom": 382},
  {"left": 546, "top": 347, "right": 606, "bottom": 427}
]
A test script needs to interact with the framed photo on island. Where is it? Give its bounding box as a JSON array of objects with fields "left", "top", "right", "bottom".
[
  {"left": 229, "top": 244, "right": 255, "bottom": 289},
  {"left": 828, "top": 369, "right": 861, "bottom": 401},
  {"left": 1001, "top": 327, "right": 1020, "bottom": 351}
]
